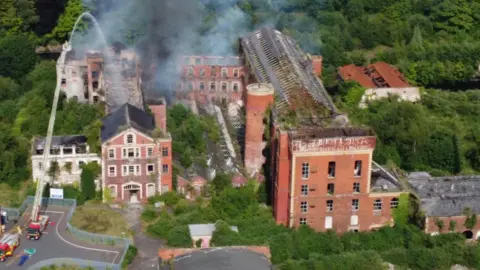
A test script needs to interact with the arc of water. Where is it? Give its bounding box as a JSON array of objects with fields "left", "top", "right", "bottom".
[{"left": 68, "top": 12, "right": 108, "bottom": 47}]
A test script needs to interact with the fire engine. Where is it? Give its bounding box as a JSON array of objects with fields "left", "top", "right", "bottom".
[
  {"left": 0, "top": 233, "right": 20, "bottom": 262},
  {"left": 27, "top": 216, "right": 49, "bottom": 240}
]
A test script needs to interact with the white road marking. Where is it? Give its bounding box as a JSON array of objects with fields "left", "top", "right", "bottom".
[{"left": 51, "top": 211, "right": 120, "bottom": 264}]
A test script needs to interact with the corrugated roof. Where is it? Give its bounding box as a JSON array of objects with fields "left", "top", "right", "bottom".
[{"left": 101, "top": 103, "right": 155, "bottom": 142}]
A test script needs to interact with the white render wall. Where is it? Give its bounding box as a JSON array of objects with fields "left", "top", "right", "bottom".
[
  {"left": 359, "top": 87, "right": 420, "bottom": 108},
  {"left": 31, "top": 148, "right": 100, "bottom": 186}
]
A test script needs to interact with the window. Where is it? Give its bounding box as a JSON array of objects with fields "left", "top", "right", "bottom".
[
  {"left": 211, "top": 67, "right": 217, "bottom": 77},
  {"left": 390, "top": 198, "right": 399, "bottom": 209},
  {"left": 351, "top": 215, "right": 359, "bottom": 226},
  {"left": 123, "top": 165, "right": 127, "bottom": 175},
  {"left": 221, "top": 82, "right": 227, "bottom": 92},
  {"left": 352, "top": 199, "right": 359, "bottom": 211},
  {"left": 187, "top": 68, "right": 194, "bottom": 77},
  {"left": 353, "top": 183, "right": 360, "bottom": 193},
  {"left": 325, "top": 216, "right": 333, "bottom": 229},
  {"left": 233, "top": 83, "right": 239, "bottom": 92},
  {"left": 128, "top": 148, "right": 135, "bottom": 158},
  {"left": 136, "top": 165, "right": 141, "bottom": 175},
  {"left": 354, "top": 160, "right": 362, "bottom": 176},
  {"left": 200, "top": 68, "right": 205, "bottom": 77},
  {"left": 147, "top": 164, "right": 154, "bottom": 174},
  {"left": 108, "top": 166, "right": 116, "bottom": 177},
  {"left": 328, "top": 162, "right": 336, "bottom": 177},
  {"left": 188, "top": 82, "right": 193, "bottom": 90},
  {"left": 221, "top": 68, "right": 227, "bottom": 78},
  {"left": 78, "top": 160, "right": 85, "bottom": 167},
  {"left": 162, "top": 147, "right": 169, "bottom": 157},
  {"left": 301, "top": 184, "right": 308, "bottom": 196},
  {"left": 199, "top": 82, "right": 205, "bottom": 91},
  {"left": 301, "top": 162, "right": 309, "bottom": 179},
  {"left": 233, "top": 69, "right": 239, "bottom": 78},
  {"left": 38, "top": 162, "right": 43, "bottom": 171},
  {"left": 326, "top": 200, "right": 333, "bottom": 212},
  {"left": 195, "top": 58, "right": 201, "bottom": 65},
  {"left": 327, "top": 183, "right": 335, "bottom": 194},
  {"left": 210, "top": 82, "right": 216, "bottom": 91},
  {"left": 108, "top": 149, "right": 115, "bottom": 159},
  {"left": 147, "top": 147, "right": 153, "bottom": 157},
  {"left": 162, "top": 164, "right": 169, "bottom": 173},
  {"left": 299, "top": 218, "right": 307, "bottom": 225},
  {"left": 129, "top": 165, "right": 135, "bottom": 174},
  {"left": 300, "top": 201, "right": 308, "bottom": 213},
  {"left": 126, "top": 134, "right": 134, "bottom": 144},
  {"left": 373, "top": 199, "right": 382, "bottom": 211}
]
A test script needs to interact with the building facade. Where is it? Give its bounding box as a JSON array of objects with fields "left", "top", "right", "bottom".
[
  {"left": 31, "top": 135, "right": 100, "bottom": 186},
  {"left": 175, "top": 56, "right": 244, "bottom": 104},
  {"left": 101, "top": 101, "right": 172, "bottom": 204}
]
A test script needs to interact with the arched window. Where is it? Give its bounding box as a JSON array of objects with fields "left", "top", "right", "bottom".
[
  {"left": 373, "top": 199, "right": 382, "bottom": 210},
  {"left": 126, "top": 134, "right": 134, "bottom": 144},
  {"left": 390, "top": 198, "right": 399, "bottom": 208}
]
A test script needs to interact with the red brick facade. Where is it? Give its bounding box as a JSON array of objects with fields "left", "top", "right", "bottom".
[
  {"left": 175, "top": 56, "right": 244, "bottom": 104},
  {"left": 101, "top": 129, "right": 172, "bottom": 203},
  {"left": 271, "top": 126, "right": 402, "bottom": 233},
  {"left": 425, "top": 216, "right": 480, "bottom": 239}
]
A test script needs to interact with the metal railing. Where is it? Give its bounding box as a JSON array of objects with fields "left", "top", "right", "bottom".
[{"left": 6, "top": 197, "right": 132, "bottom": 270}]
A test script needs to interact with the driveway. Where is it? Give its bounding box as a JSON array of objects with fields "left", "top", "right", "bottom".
[{"left": 0, "top": 205, "right": 123, "bottom": 269}]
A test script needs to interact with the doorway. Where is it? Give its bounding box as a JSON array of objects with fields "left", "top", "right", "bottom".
[{"left": 123, "top": 184, "right": 141, "bottom": 203}]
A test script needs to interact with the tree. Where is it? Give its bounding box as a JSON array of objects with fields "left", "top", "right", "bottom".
[
  {"left": 432, "top": 0, "right": 473, "bottom": 34},
  {"left": 80, "top": 162, "right": 97, "bottom": 201},
  {"left": 48, "top": 0, "right": 86, "bottom": 42},
  {"left": 393, "top": 193, "right": 409, "bottom": 227},
  {"left": 0, "top": 35, "right": 37, "bottom": 80},
  {"left": 211, "top": 172, "right": 232, "bottom": 193}
]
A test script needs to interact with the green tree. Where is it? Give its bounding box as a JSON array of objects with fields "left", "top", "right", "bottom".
[
  {"left": 432, "top": 0, "right": 474, "bottom": 34},
  {"left": 393, "top": 193, "right": 409, "bottom": 227},
  {"left": 49, "top": 0, "right": 86, "bottom": 42},
  {"left": 211, "top": 172, "right": 232, "bottom": 193},
  {"left": 80, "top": 162, "right": 97, "bottom": 201},
  {"left": 449, "top": 220, "right": 457, "bottom": 232},
  {"left": 0, "top": 35, "right": 37, "bottom": 80}
]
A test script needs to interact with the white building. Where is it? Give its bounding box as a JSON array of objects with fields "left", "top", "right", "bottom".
[
  {"left": 359, "top": 87, "right": 421, "bottom": 108},
  {"left": 31, "top": 135, "right": 100, "bottom": 186}
]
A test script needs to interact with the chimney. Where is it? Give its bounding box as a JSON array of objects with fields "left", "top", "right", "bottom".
[{"left": 148, "top": 97, "right": 167, "bottom": 131}]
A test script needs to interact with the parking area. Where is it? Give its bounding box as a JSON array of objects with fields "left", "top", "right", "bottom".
[{"left": 0, "top": 205, "right": 124, "bottom": 269}]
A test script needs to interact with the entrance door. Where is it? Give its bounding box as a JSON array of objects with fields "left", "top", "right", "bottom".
[
  {"left": 123, "top": 184, "right": 141, "bottom": 203},
  {"left": 130, "top": 191, "right": 139, "bottom": 203}
]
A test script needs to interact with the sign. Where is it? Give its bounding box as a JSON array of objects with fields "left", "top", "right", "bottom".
[
  {"left": 291, "top": 136, "right": 376, "bottom": 152},
  {"left": 50, "top": 188, "right": 64, "bottom": 199}
]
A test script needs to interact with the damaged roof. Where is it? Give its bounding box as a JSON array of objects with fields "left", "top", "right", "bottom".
[
  {"left": 408, "top": 173, "right": 480, "bottom": 217},
  {"left": 33, "top": 135, "right": 87, "bottom": 150},
  {"left": 338, "top": 62, "right": 411, "bottom": 89},
  {"left": 101, "top": 103, "right": 155, "bottom": 142},
  {"left": 240, "top": 26, "right": 337, "bottom": 115}
]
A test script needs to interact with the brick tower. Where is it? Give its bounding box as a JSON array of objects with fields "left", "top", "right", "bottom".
[{"left": 244, "top": 83, "right": 274, "bottom": 176}]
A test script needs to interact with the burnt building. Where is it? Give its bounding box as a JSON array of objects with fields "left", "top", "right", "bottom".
[
  {"left": 58, "top": 42, "right": 144, "bottom": 113},
  {"left": 175, "top": 56, "right": 244, "bottom": 104},
  {"left": 239, "top": 26, "right": 405, "bottom": 233}
]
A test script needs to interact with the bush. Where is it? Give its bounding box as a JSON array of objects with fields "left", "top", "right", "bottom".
[
  {"left": 141, "top": 207, "right": 158, "bottom": 222},
  {"left": 121, "top": 245, "right": 138, "bottom": 269},
  {"left": 146, "top": 212, "right": 173, "bottom": 239},
  {"left": 148, "top": 192, "right": 179, "bottom": 207},
  {"left": 166, "top": 225, "right": 192, "bottom": 247}
]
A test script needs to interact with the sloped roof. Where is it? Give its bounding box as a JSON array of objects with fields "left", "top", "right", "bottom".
[
  {"left": 338, "top": 64, "right": 376, "bottom": 88},
  {"left": 338, "top": 62, "right": 411, "bottom": 89},
  {"left": 101, "top": 103, "right": 155, "bottom": 142},
  {"left": 370, "top": 62, "right": 410, "bottom": 88}
]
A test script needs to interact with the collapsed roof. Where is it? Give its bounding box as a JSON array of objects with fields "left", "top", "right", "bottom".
[
  {"left": 33, "top": 135, "right": 88, "bottom": 151},
  {"left": 240, "top": 26, "right": 337, "bottom": 119},
  {"left": 408, "top": 172, "right": 480, "bottom": 217}
]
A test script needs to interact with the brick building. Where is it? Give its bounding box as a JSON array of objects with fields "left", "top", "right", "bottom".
[
  {"left": 338, "top": 62, "right": 420, "bottom": 107},
  {"left": 409, "top": 172, "right": 480, "bottom": 239},
  {"left": 240, "top": 26, "right": 405, "bottom": 232},
  {"left": 100, "top": 99, "right": 172, "bottom": 203},
  {"left": 175, "top": 56, "right": 244, "bottom": 104}
]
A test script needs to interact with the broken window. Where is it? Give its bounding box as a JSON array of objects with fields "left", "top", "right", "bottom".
[
  {"left": 302, "top": 162, "right": 309, "bottom": 179},
  {"left": 327, "top": 183, "right": 335, "bottom": 194},
  {"left": 92, "top": 82, "right": 99, "bottom": 89},
  {"left": 354, "top": 160, "right": 362, "bottom": 176},
  {"left": 76, "top": 145, "right": 87, "bottom": 154},
  {"left": 147, "top": 164, "right": 154, "bottom": 174},
  {"left": 373, "top": 199, "right": 382, "bottom": 211},
  {"left": 50, "top": 148, "right": 60, "bottom": 155},
  {"left": 301, "top": 184, "right": 308, "bottom": 196},
  {"left": 61, "top": 78, "right": 66, "bottom": 85},
  {"left": 221, "top": 68, "right": 227, "bottom": 78},
  {"left": 199, "top": 82, "right": 205, "bottom": 91},
  {"left": 352, "top": 199, "right": 359, "bottom": 211},
  {"left": 210, "top": 82, "right": 216, "bottom": 91},
  {"left": 195, "top": 58, "right": 201, "bottom": 65},
  {"left": 299, "top": 217, "right": 307, "bottom": 225},
  {"left": 233, "top": 69, "right": 239, "bottom": 78},
  {"left": 211, "top": 67, "right": 217, "bottom": 77},
  {"left": 162, "top": 147, "right": 168, "bottom": 157},
  {"left": 162, "top": 164, "right": 169, "bottom": 173},
  {"left": 128, "top": 148, "right": 135, "bottom": 157},
  {"left": 200, "top": 68, "right": 205, "bottom": 77},
  {"left": 187, "top": 68, "right": 194, "bottom": 77},
  {"left": 63, "top": 147, "right": 73, "bottom": 155},
  {"left": 78, "top": 160, "right": 85, "bottom": 168},
  {"left": 328, "top": 162, "right": 336, "bottom": 177},
  {"left": 353, "top": 183, "right": 360, "bottom": 193},
  {"left": 300, "top": 201, "right": 308, "bottom": 213},
  {"left": 233, "top": 83, "right": 239, "bottom": 92},
  {"left": 326, "top": 200, "right": 333, "bottom": 212},
  {"left": 390, "top": 198, "right": 399, "bottom": 208},
  {"left": 222, "top": 82, "right": 227, "bottom": 92}
]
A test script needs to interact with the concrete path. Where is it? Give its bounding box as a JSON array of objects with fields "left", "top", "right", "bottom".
[{"left": 0, "top": 205, "right": 123, "bottom": 269}]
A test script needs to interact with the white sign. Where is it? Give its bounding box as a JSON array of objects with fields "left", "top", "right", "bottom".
[{"left": 50, "top": 188, "right": 64, "bottom": 199}]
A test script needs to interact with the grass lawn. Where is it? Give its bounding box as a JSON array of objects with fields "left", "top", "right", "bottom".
[
  {"left": 70, "top": 205, "right": 131, "bottom": 237},
  {"left": 0, "top": 181, "right": 31, "bottom": 207}
]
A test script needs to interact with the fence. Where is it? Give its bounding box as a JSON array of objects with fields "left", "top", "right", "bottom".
[{"left": 5, "top": 196, "right": 132, "bottom": 270}]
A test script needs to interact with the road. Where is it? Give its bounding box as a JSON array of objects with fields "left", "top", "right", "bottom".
[{"left": 0, "top": 206, "right": 123, "bottom": 269}]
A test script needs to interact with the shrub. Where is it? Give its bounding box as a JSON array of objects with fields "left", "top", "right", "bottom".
[
  {"left": 167, "top": 225, "right": 192, "bottom": 248},
  {"left": 141, "top": 207, "right": 158, "bottom": 222},
  {"left": 121, "top": 245, "right": 138, "bottom": 269}
]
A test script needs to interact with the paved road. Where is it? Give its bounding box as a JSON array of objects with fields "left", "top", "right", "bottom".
[{"left": 0, "top": 206, "right": 123, "bottom": 269}]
